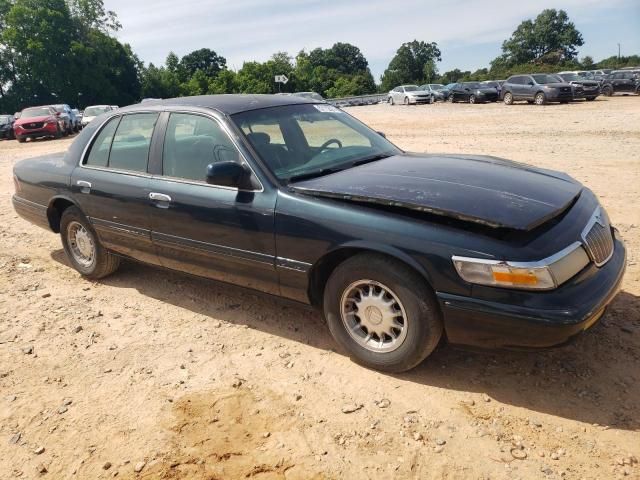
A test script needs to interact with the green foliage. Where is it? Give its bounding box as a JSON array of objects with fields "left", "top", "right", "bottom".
[
  {"left": 380, "top": 40, "right": 442, "bottom": 91},
  {"left": 596, "top": 55, "right": 640, "bottom": 69},
  {"left": 0, "top": 0, "right": 140, "bottom": 112},
  {"left": 499, "top": 9, "right": 584, "bottom": 66},
  {"left": 178, "top": 48, "right": 226, "bottom": 82}
]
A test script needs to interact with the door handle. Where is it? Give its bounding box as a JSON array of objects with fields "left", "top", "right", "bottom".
[
  {"left": 149, "top": 192, "right": 172, "bottom": 203},
  {"left": 76, "top": 180, "right": 91, "bottom": 193}
]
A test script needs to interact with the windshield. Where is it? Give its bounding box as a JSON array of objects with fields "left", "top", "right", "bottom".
[
  {"left": 463, "top": 82, "right": 482, "bottom": 88},
  {"left": 84, "top": 106, "right": 111, "bottom": 116},
  {"left": 559, "top": 73, "right": 579, "bottom": 82},
  {"left": 429, "top": 84, "right": 444, "bottom": 90},
  {"left": 532, "top": 74, "right": 560, "bottom": 84},
  {"left": 21, "top": 107, "right": 52, "bottom": 118},
  {"left": 0, "top": 115, "right": 10, "bottom": 124},
  {"left": 404, "top": 85, "right": 419, "bottom": 91},
  {"left": 232, "top": 104, "right": 401, "bottom": 182}
]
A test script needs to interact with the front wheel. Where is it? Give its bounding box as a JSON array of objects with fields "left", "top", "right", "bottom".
[
  {"left": 534, "top": 92, "right": 546, "bottom": 105},
  {"left": 503, "top": 92, "right": 513, "bottom": 105},
  {"left": 469, "top": 94, "right": 476, "bottom": 104},
  {"left": 602, "top": 86, "right": 613, "bottom": 97},
  {"left": 404, "top": 96, "right": 410, "bottom": 105},
  {"left": 388, "top": 96, "right": 394, "bottom": 106},
  {"left": 60, "top": 206, "right": 120, "bottom": 279},
  {"left": 323, "top": 253, "right": 443, "bottom": 373},
  {"left": 447, "top": 95, "right": 454, "bottom": 103}
]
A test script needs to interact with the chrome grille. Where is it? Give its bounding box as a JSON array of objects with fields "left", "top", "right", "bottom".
[{"left": 581, "top": 208, "right": 614, "bottom": 267}]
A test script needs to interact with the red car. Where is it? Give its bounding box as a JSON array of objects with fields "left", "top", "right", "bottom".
[{"left": 13, "top": 106, "right": 64, "bottom": 143}]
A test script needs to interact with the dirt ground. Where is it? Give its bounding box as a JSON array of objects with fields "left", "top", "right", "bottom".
[{"left": 1, "top": 97, "right": 639, "bottom": 480}]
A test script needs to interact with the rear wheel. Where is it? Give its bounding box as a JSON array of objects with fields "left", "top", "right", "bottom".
[
  {"left": 534, "top": 92, "right": 546, "bottom": 105},
  {"left": 60, "top": 206, "right": 120, "bottom": 279},
  {"left": 503, "top": 92, "right": 513, "bottom": 105},
  {"left": 388, "top": 96, "right": 394, "bottom": 106},
  {"left": 323, "top": 253, "right": 443, "bottom": 373},
  {"left": 602, "top": 85, "right": 613, "bottom": 96}
]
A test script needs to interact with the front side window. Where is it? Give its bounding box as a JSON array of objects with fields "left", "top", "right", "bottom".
[
  {"left": 109, "top": 113, "right": 158, "bottom": 172},
  {"left": 233, "top": 104, "right": 401, "bottom": 182},
  {"left": 162, "top": 113, "right": 240, "bottom": 182}
]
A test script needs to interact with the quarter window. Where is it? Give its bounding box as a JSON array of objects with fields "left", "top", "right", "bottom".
[
  {"left": 163, "top": 113, "right": 240, "bottom": 182},
  {"left": 109, "top": 113, "right": 158, "bottom": 172}
]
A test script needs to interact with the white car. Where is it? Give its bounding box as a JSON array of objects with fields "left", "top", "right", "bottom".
[
  {"left": 81, "top": 105, "right": 114, "bottom": 127},
  {"left": 388, "top": 85, "right": 433, "bottom": 105}
]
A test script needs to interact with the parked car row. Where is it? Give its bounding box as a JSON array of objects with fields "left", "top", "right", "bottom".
[{"left": 0, "top": 104, "right": 118, "bottom": 143}]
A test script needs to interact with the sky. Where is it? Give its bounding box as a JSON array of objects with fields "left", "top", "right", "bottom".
[{"left": 105, "top": 0, "right": 640, "bottom": 80}]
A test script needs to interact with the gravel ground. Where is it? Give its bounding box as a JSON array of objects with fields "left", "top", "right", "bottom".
[{"left": 1, "top": 96, "right": 639, "bottom": 480}]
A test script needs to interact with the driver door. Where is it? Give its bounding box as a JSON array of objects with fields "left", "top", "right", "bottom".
[{"left": 147, "top": 111, "right": 280, "bottom": 295}]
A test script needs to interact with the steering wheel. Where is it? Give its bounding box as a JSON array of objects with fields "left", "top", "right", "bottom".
[{"left": 319, "top": 138, "right": 342, "bottom": 151}]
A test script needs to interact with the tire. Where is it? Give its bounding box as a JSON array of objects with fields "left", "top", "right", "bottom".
[
  {"left": 323, "top": 253, "right": 443, "bottom": 373},
  {"left": 388, "top": 97, "right": 394, "bottom": 106},
  {"left": 17, "top": 137, "right": 26, "bottom": 143},
  {"left": 602, "top": 86, "right": 613, "bottom": 97},
  {"left": 585, "top": 97, "right": 596, "bottom": 101},
  {"left": 404, "top": 96, "right": 410, "bottom": 106},
  {"left": 534, "top": 92, "right": 546, "bottom": 105},
  {"left": 429, "top": 95, "right": 434, "bottom": 104},
  {"left": 60, "top": 206, "right": 120, "bottom": 279},
  {"left": 469, "top": 94, "right": 476, "bottom": 104},
  {"left": 54, "top": 125, "right": 62, "bottom": 139},
  {"left": 447, "top": 95, "right": 454, "bottom": 103},
  {"left": 503, "top": 92, "right": 513, "bottom": 105}
]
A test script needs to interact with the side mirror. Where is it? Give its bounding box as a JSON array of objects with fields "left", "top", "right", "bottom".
[
  {"left": 377, "top": 131, "right": 386, "bottom": 138},
  {"left": 206, "top": 162, "right": 254, "bottom": 190}
]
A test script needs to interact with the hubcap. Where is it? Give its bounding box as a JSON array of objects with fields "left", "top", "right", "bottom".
[
  {"left": 340, "top": 280, "right": 408, "bottom": 353},
  {"left": 535, "top": 94, "right": 544, "bottom": 105},
  {"left": 68, "top": 221, "right": 95, "bottom": 267}
]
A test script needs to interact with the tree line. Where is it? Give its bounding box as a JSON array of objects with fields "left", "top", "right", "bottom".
[{"left": 1, "top": 2, "right": 638, "bottom": 113}]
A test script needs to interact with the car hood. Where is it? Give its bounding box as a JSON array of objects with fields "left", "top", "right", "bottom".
[
  {"left": 15, "top": 116, "right": 53, "bottom": 125},
  {"left": 82, "top": 115, "right": 96, "bottom": 122},
  {"left": 291, "top": 153, "right": 582, "bottom": 231},
  {"left": 545, "top": 82, "right": 573, "bottom": 89}
]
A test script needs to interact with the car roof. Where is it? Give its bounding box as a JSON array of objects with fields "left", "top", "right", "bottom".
[{"left": 122, "top": 94, "right": 317, "bottom": 115}]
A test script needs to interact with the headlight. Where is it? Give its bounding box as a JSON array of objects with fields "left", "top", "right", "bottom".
[
  {"left": 453, "top": 259, "right": 555, "bottom": 289},
  {"left": 452, "top": 242, "right": 590, "bottom": 290}
]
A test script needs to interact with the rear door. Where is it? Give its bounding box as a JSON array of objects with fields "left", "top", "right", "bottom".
[
  {"left": 147, "top": 111, "right": 279, "bottom": 294},
  {"left": 70, "top": 112, "right": 161, "bottom": 265}
]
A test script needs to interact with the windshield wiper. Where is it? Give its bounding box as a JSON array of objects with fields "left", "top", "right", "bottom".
[
  {"left": 351, "top": 153, "right": 393, "bottom": 167},
  {"left": 287, "top": 167, "right": 344, "bottom": 183}
]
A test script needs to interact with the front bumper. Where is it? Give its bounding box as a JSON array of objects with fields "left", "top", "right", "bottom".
[
  {"left": 408, "top": 96, "right": 432, "bottom": 104},
  {"left": 15, "top": 124, "right": 58, "bottom": 139},
  {"left": 438, "top": 234, "right": 626, "bottom": 349},
  {"left": 0, "top": 128, "right": 13, "bottom": 139},
  {"left": 545, "top": 89, "right": 574, "bottom": 102}
]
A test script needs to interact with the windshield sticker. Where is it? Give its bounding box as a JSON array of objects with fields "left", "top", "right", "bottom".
[{"left": 314, "top": 104, "right": 342, "bottom": 113}]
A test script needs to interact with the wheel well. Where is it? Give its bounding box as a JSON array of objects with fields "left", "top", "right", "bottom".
[
  {"left": 307, "top": 248, "right": 431, "bottom": 308},
  {"left": 47, "top": 198, "right": 75, "bottom": 233}
]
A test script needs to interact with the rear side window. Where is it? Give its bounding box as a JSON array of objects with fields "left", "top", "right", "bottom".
[
  {"left": 109, "top": 113, "right": 158, "bottom": 172},
  {"left": 85, "top": 117, "right": 120, "bottom": 167},
  {"left": 163, "top": 113, "right": 240, "bottom": 182}
]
